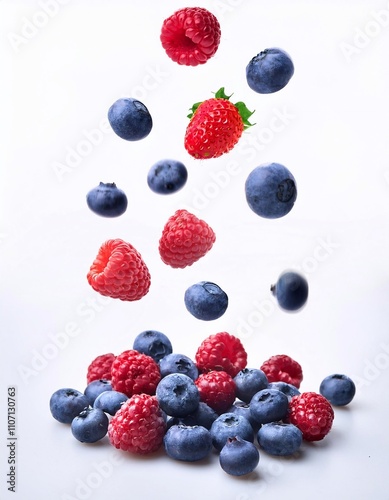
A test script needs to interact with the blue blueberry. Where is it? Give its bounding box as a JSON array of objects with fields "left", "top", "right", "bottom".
[
  {"left": 164, "top": 424, "right": 213, "bottom": 462},
  {"left": 108, "top": 97, "right": 152, "bottom": 141},
  {"left": 49, "top": 388, "right": 90, "bottom": 424},
  {"left": 234, "top": 368, "right": 268, "bottom": 403},
  {"left": 167, "top": 402, "right": 219, "bottom": 430},
  {"left": 71, "top": 407, "right": 109, "bottom": 443},
  {"left": 249, "top": 389, "right": 289, "bottom": 425},
  {"left": 147, "top": 159, "right": 188, "bottom": 194},
  {"left": 86, "top": 182, "right": 128, "bottom": 218},
  {"left": 84, "top": 379, "right": 112, "bottom": 405},
  {"left": 319, "top": 374, "right": 356, "bottom": 406},
  {"left": 245, "top": 162, "right": 297, "bottom": 219},
  {"left": 226, "top": 401, "right": 260, "bottom": 432},
  {"left": 257, "top": 422, "right": 302, "bottom": 456},
  {"left": 271, "top": 271, "right": 308, "bottom": 311},
  {"left": 133, "top": 330, "right": 173, "bottom": 363},
  {"left": 156, "top": 373, "right": 200, "bottom": 417},
  {"left": 246, "top": 47, "right": 294, "bottom": 94},
  {"left": 267, "top": 381, "right": 300, "bottom": 401},
  {"left": 184, "top": 281, "right": 228, "bottom": 321},
  {"left": 219, "top": 436, "right": 260, "bottom": 476},
  {"left": 210, "top": 412, "right": 254, "bottom": 452},
  {"left": 93, "top": 390, "right": 128, "bottom": 415},
  {"left": 159, "top": 353, "right": 198, "bottom": 381}
]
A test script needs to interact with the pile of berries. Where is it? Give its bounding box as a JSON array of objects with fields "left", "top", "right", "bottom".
[
  {"left": 50, "top": 5, "right": 357, "bottom": 481},
  {"left": 50, "top": 331, "right": 355, "bottom": 476}
]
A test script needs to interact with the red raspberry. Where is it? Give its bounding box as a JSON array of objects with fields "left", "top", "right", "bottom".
[
  {"left": 87, "top": 238, "right": 151, "bottom": 301},
  {"left": 195, "top": 332, "right": 247, "bottom": 377},
  {"left": 195, "top": 370, "right": 236, "bottom": 414},
  {"left": 160, "top": 7, "right": 221, "bottom": 66},
  {"left": 86, "top": 353, "right": 116, "bottom": 384},
  {"left": 108, "top": 394, "right": 166, "bottom": 454},
  {"left": 260, "top": 354, "right": 303, "bottom": 389},
  {"left": 110, "top": 350, "right": 161, "bottom": 398},
  {"left": 158, "top": 209, "right": 216, "bottom": 268},
  {"left": 288, "top": 392, "right": 334, "bottom": 441}
]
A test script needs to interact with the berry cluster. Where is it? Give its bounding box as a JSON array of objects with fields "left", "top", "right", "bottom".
[
  {"left": 50, "top": 330, "right": 355, "bottom": 476},
  {"left": 50, "top": 5, "right": 357, "bottom": 482}
]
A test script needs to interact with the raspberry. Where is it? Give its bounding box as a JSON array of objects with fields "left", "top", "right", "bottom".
[
  {"left": 287, "top": 392, "right": 334, "bottom": 441},
  {"left": 87, "top": 238, "right": 151, "bottom": 301},
  {"left": 86, "top": 353, "right": 116, "bottom": 384},
  {"left": 195, "top": 332, "right": 247, "bottom": 377},
  {"left": 260, "top": 354, "right": 303, "bottom": 389},
  {"left": 160, "top": 7, "right": 221, "bottom": 66},
  {"left": 195, "top": 370, "right": 236, "bottom": 414},
  {"left": 158, "top": 209, "right": 216, "bottom": 268},
  {"left": 108, "top": 394, "right": 166, "bottom": 454},
  {"left": 110, "top": 350, "right": 161, "bottom": 398}
]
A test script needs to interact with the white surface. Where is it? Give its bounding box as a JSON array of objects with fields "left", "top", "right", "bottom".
[{"left": 1, "top": 1, "right": 389, "bottom": 499}]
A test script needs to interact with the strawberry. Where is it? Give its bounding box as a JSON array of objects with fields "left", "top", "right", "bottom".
[
  {"left": 160, "top": 7, "right": 221, "bottom": 66},
  {"left": 184, "top": 87, "right": 254, "bottom": 159},
  {"left": 159, "top": 209, "right": 216, "bottom": 268}
]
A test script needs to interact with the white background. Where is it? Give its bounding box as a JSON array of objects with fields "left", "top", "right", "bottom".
[{"left": 1, "top": 1, "right": 389, "bottom": 499}]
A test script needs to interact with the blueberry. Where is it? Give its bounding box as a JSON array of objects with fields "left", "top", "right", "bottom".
[
  {"left": 257, "top": 422, "right": 302, "bottom": 456},
  {"left": 226, "top": 401, "right": 260, "bottom": 432},
  {"left": 108, "top": 97, "right": 152, "bottom": 141},
  {"left": 156, "top": 373, "right": 200, "bottom": 418},
  {"left": 210, "top": 413, "right": 254, "bottom": 452},
  {"left": 133, "top": 330, "right": 173, "bottom": 363},
  {"left": 245, "top": 162, "right": 297, "bottom": 219},
  {"left": 271, "top": 271, "right": 309, "bottom": 312},
  {"left": 219, "top": 436, "right": 260, "bottom": 476},
  {"left": 71, "top": 407, "right": 109, "bottom": 443},
  {"left": 319, "top": 374, "right": 356, "bottom": 406},
  {"left": 49, "top": 388, "right": 90, "bottom": 424},
  {"left": 86, "top": 182, "right": 128, "bottom": 218},
  {"left": 246, "top": 47, "right": 294, "bottom": 94},
  {"left": 249, "top": 389, "right": 289, "bottom": 425},
  {"left": 159, "top": 353, "right": 198, "bottom": 381},
  {"left": 93, "top": 390, "right": 128, "bottom": 415},
  {"left": 147, "top": 159, "right": 188, "bottom": 194},
  {"left": 167, "top": 402, "right": 219, "bottom": 430},
  {"left": 184, "top": 281, "right": 228, "bottom": 321},
  {"left": 164, "top": 424, "right": 213, "bottom": 462},
  {"left": 234, "top": 368, "right": 268, "bottom": 404},
  {"left": 267, "top": 381, "right": 300, "bottom": 401},
  {"left": 84, "top": 379, "right": 112, "bottom": 405}
]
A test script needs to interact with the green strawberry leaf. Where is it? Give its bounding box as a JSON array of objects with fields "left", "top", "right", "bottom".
[
  {"left": 233, "top": 101, "right": 256, "bottom": 129},
  {"left": 187, "top": 87, "right": 255, "bottom": 129}
]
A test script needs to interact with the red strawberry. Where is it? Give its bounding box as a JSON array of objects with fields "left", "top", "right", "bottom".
[
  {"left": 86, "top": 353, "right": 116, "bottom": 384},
  {"left": 195, "top": 332, "right": 247, "bottom": 378},
  {"left": 108, "top": 394, "right": 166, "bottom": 454},
  {"left": 159, "top": 209, "right": 216, "bottom": 268},
  {"left": 184, "top": 87, "right": 254, "bottom": 159},
  {"left": 87, "top": 238, "right": 150, "bottom": 301},
  {"left": 160, "top": 7, "right": 221, "bottom": 66}
]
